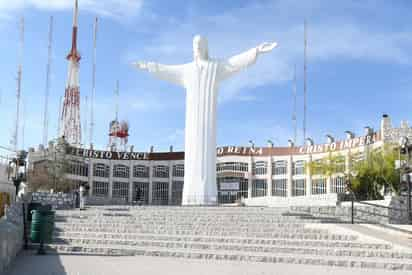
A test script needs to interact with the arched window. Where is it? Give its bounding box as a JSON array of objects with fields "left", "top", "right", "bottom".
[
  {"left": 67, "top": 160, "right": 88, "bottom": 177},
  {"left": 272, "top": 160, "right": 287, "bottom": 175},
  {"left": 252, "top": 179, "right": 267, "bottom": 197},
  {"left": 293, "top": 160, "right": 305, "bottom": 175},
  {"left": 113, "top": 164, "right": 130, "bottom": 178},
  {"left": 216, "top": 162, "right": 248, "bottom": 172},
  {"left": 153, "top": 165, "right": 169, "bottom": 178},
  {"left": 173, "top": 164, "right": 184, "bottom": 177},
  {"left": 312, "top": 178, "right": 327, "bottom": 194},
  {"left": 252, "top": 161, "right": 267, "bottom": 175},
  {"left": 93, "top": 163, "right": 110, "bottom": 178},
  {"left": 133, "top": 165, "right": 149, "bottom": 178}
]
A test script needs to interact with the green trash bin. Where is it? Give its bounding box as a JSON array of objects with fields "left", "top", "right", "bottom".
[{"left": 30, "top": 209, "right": 55, "bottom": 254}]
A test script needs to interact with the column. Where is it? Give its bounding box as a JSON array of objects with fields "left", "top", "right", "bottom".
[
  {"left": 168, "top": 162, "right": 173, "bottom": 205},
  {"left": 326, "top": 177, "right": 332, "bottom": 194},
  {"left": 88, "top": 160, "right": 93, "bottom": 196},
  {"left": 108, "top": 161, "right": 113, "bottom": 199},
  {"left": 148, "top": 161, "right": 153, "bottom": 204},
  {"left": 266, "top": 156, "right": 272, "bottom": 197},
  {"left": 128, "top": 161, "right": 134, "bottom": 203},
  {"left": 248, "top": 156, "right": 253, "bottom": 198},
  {"left": 287, "top": 155, "right": 293, "bottom": 197},
  {"left": 306, "top": 154, "right": 312, "bottom": 196}
]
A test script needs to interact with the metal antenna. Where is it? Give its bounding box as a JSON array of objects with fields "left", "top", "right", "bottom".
[
  {"left": 90, "top": 17, "right": 98, "bottom": 146},
  {"left": 84, "top": 96, "right": 88, "bottom": 146},
  {"left": 21, "top": 97, "right": 26, "bottom": 149},
  {"left": 115, "top": 80, "right": 119, "bottom": 121},
  {"left": 12, "top": 17, "right": 24, "bottom": 152},
  {"left": 292, "top": 64, "right": 297, "bottom": 144},
  {"left": 303, "top": 19, "right": 308, "bottom": 144},
  {"left": 57, "top": 96, "right": 63, "bottom": 138},
  {"left": 43, "top": 16, "right": 54, "bottom": 146}
]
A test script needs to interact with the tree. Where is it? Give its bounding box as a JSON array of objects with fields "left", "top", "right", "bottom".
[
  {"left": 27, "top": 158, "right": 76, "bottom": 193},
  {"left": 307, "top": 145, "right": 402, "bottom": 201},
  {"left": 307, "top": 151, "right": 345, "bottom": 177},
  {"left": 27, "top": 139, "right": 78, "bottom": 193},
  {"left": 350, "top": 145, "right": 401, "bottom": 200}
]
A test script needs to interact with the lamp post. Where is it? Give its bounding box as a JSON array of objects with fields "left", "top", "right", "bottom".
[{"left": 344, "top": 174, "right": 357, "bottom": 224}]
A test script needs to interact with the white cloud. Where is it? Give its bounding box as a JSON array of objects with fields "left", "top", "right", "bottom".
[
  {"left": 0, "top": 0, "right": 144, "bottom": 20},
  {"left": 128, "top": 1, "right": 412, "bottom": 103}
]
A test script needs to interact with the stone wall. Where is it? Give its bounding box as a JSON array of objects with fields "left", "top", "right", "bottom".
[
  {"left": 31, "top": 192, "right": 75, "bottom": 209},
  {"left": 243, "top": 193, "right": 342, "bottom": 207},
  {"left": 289, "top": 196, "right": 411, "bottom": 224},
  {"left": 86, "top": 195, "right": 129, "bottom": 206},
  {"left": 0, "top": 202, "right": 23, "bottom": 273}
]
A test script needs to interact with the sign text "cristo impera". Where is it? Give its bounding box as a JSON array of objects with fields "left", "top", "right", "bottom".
[{"left": 298, "top": 134, "right": 378, "bottom": 154}]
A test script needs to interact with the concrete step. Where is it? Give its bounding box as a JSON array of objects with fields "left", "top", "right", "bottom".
[
  {"left": 53, "top": 225, "right": 327, "bottom": 235},
  {"left": 55, "top": 215, "right": 316, "bottom": 221},
  {"left": 51, "top": 234, "right": 392, "bottom": 250},
  {"left": 42, "top": 243, "right": 412, "bottom": 271},
  {"left": 53, "top": 220, "right": 310, "bottom": 228},
  {"left": 53, "top": 230, "right": 358, "bottom": 241},
  {"left": 52, "top": 237, "right": 407, "bottom": 259}
]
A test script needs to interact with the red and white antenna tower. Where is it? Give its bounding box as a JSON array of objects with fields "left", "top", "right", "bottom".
[
  {"left": 108, "top": 81, "right": 129, "bottom": 151},
  {"left": 42, "top": 16, "right": 54, "bottom": 146},
  {"left": 60, "top": 0, "right": 82, "bottom": 146}
]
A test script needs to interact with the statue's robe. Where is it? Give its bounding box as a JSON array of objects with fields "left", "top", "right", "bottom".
[{"left": 147, "top": 48, "right": 258, "bottom": 205}]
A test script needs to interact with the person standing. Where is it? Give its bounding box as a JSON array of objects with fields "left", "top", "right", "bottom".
[{"left": 79, "top": 184, "right": 85, "bottom": 210}]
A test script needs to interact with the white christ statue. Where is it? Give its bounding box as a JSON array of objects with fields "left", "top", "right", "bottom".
[{"left": 132, "top": 35, "right": 277, "bottom": 205}]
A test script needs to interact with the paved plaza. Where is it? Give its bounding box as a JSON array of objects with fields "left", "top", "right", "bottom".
[
  {"left": 2, "top": 206, "right": 412, "bottom": 274},
  {"left": 5, "top": 252, "right": 411, "bottom": 275}
]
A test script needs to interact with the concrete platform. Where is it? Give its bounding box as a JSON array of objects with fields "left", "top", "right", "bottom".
[{"left": 4, "top": 250, "right": 410, "bottom": 275}]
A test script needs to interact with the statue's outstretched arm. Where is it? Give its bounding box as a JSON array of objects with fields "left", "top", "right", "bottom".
[
  {"left": 219, "top": 42, "right": 278, "bottom": 81},
  {"left": 132, "top": 61, "right": 186, "bottom": 87}
]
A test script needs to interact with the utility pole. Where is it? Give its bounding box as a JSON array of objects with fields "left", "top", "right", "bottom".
[
  {"left": 43, "top": 16, "right": 54, "bottom": 146},
  {"left": 21, "top": 97, "right": 26, "bottom": 149},
  {"left": 90, "top": 17, "right": 98, "bottom": 147},
  {"left": 115, "top": 80, "right": 119, "bottom": 121},
  {"left": 57, "top": 96, "right": 63, "bottom": 138},
  {"left": 292, "top": 64, "right": 297, "bottom": 144},
  {"left": 13, "top": 17, "right": 24, "bottom": 152},
  {"left": 83, "top": 96, "right": 88, "bottom": 146},
  {"left": 303, "top": 20, "right": 308, "bottom": 144}
]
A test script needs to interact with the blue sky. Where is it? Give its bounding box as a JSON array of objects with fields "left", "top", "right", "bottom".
[{"left": 0, "top": 0, "right": 412, "bottom": 152}]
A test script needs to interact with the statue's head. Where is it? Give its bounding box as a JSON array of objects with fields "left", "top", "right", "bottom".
[{"left": 193, "top": 35, "right": 209, "bottom": 60}]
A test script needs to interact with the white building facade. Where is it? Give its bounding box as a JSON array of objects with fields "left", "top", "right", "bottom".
[{"left": 27, "top": 115, "right": 407, "bottom": 206}]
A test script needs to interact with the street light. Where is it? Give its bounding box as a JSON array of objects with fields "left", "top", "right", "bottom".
[
  {"left": 305, "top": 138, "right": 314, "bottom": 146},
  {"left": 364, "top": 126, "right": 373, "bottom": 136},
  {"left": 248, "top": 140, "right": 255, "bottom": 149},
  {"left": 344, "top": 131, "right": 355, "bottom": 140},
  {"left": 325, "top": 134, "right": 334, "bottom": 144}
]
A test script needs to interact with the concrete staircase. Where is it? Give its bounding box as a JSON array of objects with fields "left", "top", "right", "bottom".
[{"left": 43, "top": 206, "right": 412, "bottom": 271}]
